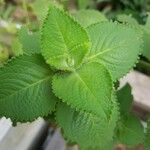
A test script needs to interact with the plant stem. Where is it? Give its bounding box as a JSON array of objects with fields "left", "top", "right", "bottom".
[{"left": 136, "top": 60, "right": 150, "bottom": 75}]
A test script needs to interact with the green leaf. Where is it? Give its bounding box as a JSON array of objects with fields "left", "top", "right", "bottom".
[
  {"left": 86, "top": 22, "right": 143, "bottom": 81},
  {"left": 80, "top": 144, "right": 113, "bottom": 150},
  {"left": 142, "top": 31, "right": 150, "bottom": 61},
  {"left": 0, "top": 45, "right": 9, "bottom": 63},
  {"left": 142, "top": 13, "right": 150, "bottom": 61},
  {"left": 74, "top": 9, "right": 107, "bottom": 28},
  {"left": 145, "top": 13, "right": 150, "bottom": 31},
  {"left": 77, "top": 0, "right": 94, "bottom": 9},
  {"left": 116, "top": 13, "right": 150, "bottom": 61},
  {"left": 31, "top": 0, "right": 50, "bottom": 22},
  {"left": 56, "top": 93, "right": 118, "bottom": 148},
  {"left": 18, "top": 27, "right": 41, "bottom": 54},
  {"left": 44, "top": 112, "right": 56, "bottom": 124},
  {"left": 116, "top": 83, "right": 144, "bottom": 147},
  {"left": 41, "top": 6, "right": 90, "bottom": 71},
  {"left": 144, "top": 119, "right": 150, "bottom": 150},
  {"left": 117, "top": 14, "right": 139, "bottom": 28},
  {"left": 53, "top": 62, "right": 112, "bottom": 117},
  {"left": 116, "top": 114, "right": 144, "bottom": 147},
  {"left": 11, "top": 38, "right": 23, "bottom": 56},
  {"left": 117, "top": 84, "right": 133, "bottom": 115},
  {"left": 0, "top": 54, "right": 57, "bottom": 122}
]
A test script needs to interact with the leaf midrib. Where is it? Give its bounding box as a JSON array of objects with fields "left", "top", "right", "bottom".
[
  {"left": 53, "top": 10, "right": 88, "bottom": 59},
  {"left": 87, "top": 44, "right": 124, "bottom": 61},
  {"left": 122, "top": 123, "right": 143, "bottom": 140},
  {"left": 74, "top": 70, "right": 106, "bottom": 118},
  {"left": 0, "top": 76, "right": 51, "bottom": 101}
]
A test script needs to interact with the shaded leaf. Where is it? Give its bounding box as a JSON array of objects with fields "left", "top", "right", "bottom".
[
  {"left": 74, "top": 9, "right": 107, "bottom": 28},
  {"left": 144, "top": 119, "right": 150, "bottom": 150},
  {"left": 116, "top": 114, "right": 144, "bottom": 147},
  {"left": 142, "top": 13, "right": 150, "bottom": 61},
  {"left": 0, "top": 54, "right": 57, "bottom": 122},
  {"left": 56, "top": 93, "right": 118, "bottom": 148},
  {"left": 18, "top": 26, "right": 41, "bottom": 54},
  {"left": 117, "top": 84, "right": 133, "bottom": 115}
]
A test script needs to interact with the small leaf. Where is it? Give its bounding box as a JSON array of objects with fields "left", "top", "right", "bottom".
[
  {"left": 117, "top": 13, "right": 150, "bottom": 61},
  {"left": 41, "top": 6, "right": 90, "bottom": 71},
  {"left": 117, "top": 14, "right": 139, "bottom": 28},
  {"left": 116, "top": 114, "right": 144, "bottom": 147},
  {"left": 11, "top": 38, "right": 23, "bottom": 56},
  {"left": 31, "top": 0, "right": 50, "bottom": 22},
  {"left": 77, "top": 0, "right": 94, "bottom": 9},
  {"left": 86, "top": 22, "right": 143, "bottom": 81},
  {"left": 74, "top": 9, "right": 107, "bottom": 28},
  {"left": 144, "top": 119, "right": 150, "bottom": 150},
  {"left": 44, "top": 112, "right": 56, "bottom": 124},
  {"left": 18, "top": 26, "right": 41, "bottom": 54},
  {"left": 53, "top": 62, "right": 112, "bottom": 117},
  {"left": 0, "top": 45, "right": 9, "bottom": 63},
  {"left": 142, "top": 13, "right": 150, "bottom": 61},
  {"left": 117, "top": 84, "right": 133, "bottom": 115},
  {"left": 0, "top": 54, "right": 57, "bottom": 122},
  {"left": 56, "top": 93, "right": 118, "bottom": 148}
]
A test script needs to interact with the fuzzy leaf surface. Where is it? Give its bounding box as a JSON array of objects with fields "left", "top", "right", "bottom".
[
  {"left": 41, "top": 6, "right": 90, "bottom": 71},
  {"left": 116, "top": 114, "right": 144, "bottom": 147},
  {"left": 77, "top": 0, "right": 94, "bottom": 9},
  {"left": 117, "top": 14, "right": 139, "bottom": 28},
  {"left": 31, "top": 0, "right": 50, "bottom": 22},
  {"left": 142, "top": 13, "right": 150, "bottom": 61},
  {"left": 74, "top": 9, "right": 107, "bottom": 28},
  {"left": 53, "top": 62, "right": 112, "bottom": 117},
  {"left": 56, "top": 93, "right": 118, "bottom": 148},
  {"left": 86, "top": 22, "right": 142, "bottom": 81},
  {"left": 18, "top": 27, "right": 41, "bottom": 54},
  {"left": 117, "top": 84, "right": 133, "bottom": 115},
  {"left": 144, "top": 119, "right": 150, "bottom": 150},
  {"left": 0, "top": 54, "right": 57, "bottom": 122}
]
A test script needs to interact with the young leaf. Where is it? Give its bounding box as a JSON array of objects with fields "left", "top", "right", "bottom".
[
  {"left": 144, "top": 119, "right": 150, "bottom": 150},
  {"left": 31, "top": 0, "right": 50, "bottom": 23},
  {"left": 74, "top": 9, "right": 107, "bottom": 28},
  {"left": 116, "top": 114, "right": 144, "bottom": 147},
  {"left": 0, "top": 54, "right": 57, "bottom": 122},
  {"left": 117, "top": 14, "right": 139, "bottom": 28},
  {"left": 18, "top": 27, "right": 41, "bottom": 54},
  {"left": 41, "top": 6, "right": 90, "bottom": 71},
  {"left": 11, "top": 38, "right": 23, "bottom": 56},
  {"left": 56, "top": 93, "right": 118, "bottom": 148},
  {"left": 53, "top": 62, "right": 112, "bottom": 117},
  {"left": 86, "top": 22, "right": 143, "bottom": 81},
  {"left": 77, "top": 0, "right": 94, "bottom": 9},
  {"left": 117, "top": 84, "right": 133, "bottom": 115},
  {"left": 116, "top": 83, "right": 144, "bottom": 147}
]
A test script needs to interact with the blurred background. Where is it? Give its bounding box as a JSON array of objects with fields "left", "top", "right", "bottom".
[{"left": 0, "top": 0, "right": 150, "bottom": 150}]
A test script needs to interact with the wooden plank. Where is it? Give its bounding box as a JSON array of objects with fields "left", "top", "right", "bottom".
[
  {"left": 0, "top": 118, "right": 48, "bottom": 150},
  {"left": 0, "top": 117, "right": 12, "bottom": 142},
  {"left": 43, "top": 129, "right": 79, "bottom": 150},
  {"left": 44, "top": 129, "right": 66, "bottom": 150},
  {"left": 120, "top": 71, "right": 150, "bottom": 119},
  {"left": 120, "top": 71, "right": 150, "bottom": 110}
]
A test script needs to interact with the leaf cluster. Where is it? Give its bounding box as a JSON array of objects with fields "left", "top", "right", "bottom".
[{"left": 0, "top": 5, "right": 146, "bottom": 149}]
